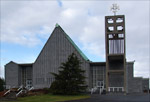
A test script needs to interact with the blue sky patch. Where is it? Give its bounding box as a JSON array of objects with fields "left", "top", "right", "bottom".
[{"left": 57, "top": 0, "right": 63, "bottom": 7}]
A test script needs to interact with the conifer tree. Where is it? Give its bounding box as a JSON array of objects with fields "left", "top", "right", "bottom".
[
  {"left": 0, "top": 77, "right": 5, "bottom": 92},
  {"left": 50, "top": 53, "right": 87, "bottom": 95}
]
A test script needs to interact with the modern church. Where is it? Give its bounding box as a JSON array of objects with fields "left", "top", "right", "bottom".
[{"left": 5, "top": 14, "right": 149, "bottom": 94}]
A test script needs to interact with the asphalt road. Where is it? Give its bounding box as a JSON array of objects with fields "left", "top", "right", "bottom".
[{"left": 64, "top": 94, "right": 150, "bottom": 102}]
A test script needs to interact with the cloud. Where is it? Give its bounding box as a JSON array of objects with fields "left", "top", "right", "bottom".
[
  {"left": 134, "top": 61, "right": 149, "bottom": 78},
  {"left": 0, "top": 66, "right": 4, "bottom": 78},
  {"left": 61, "top": 8, "right": 78, "bottom": 19},
  {"left": 1, "top": 1, "right": 61, "bottom": 47}
]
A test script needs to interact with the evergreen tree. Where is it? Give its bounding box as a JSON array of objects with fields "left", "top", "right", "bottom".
[
  {"left": 50, "top": 53, "right": 87, "bottom": 95},
  {"left": 0, "top": 77, "right": 5, "bottom": 92}
]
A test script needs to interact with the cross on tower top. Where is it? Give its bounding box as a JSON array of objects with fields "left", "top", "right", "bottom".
[{"left": 110, "top": 3, "right": 120, "bottom": 15}]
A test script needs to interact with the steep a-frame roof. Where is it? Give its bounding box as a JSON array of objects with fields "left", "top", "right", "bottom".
[
  {"left": 56, "top": 24, "right": 89, "bottom": 61},
  {"left": 34, "top": 24, "right": 89, "bottom": 63}
]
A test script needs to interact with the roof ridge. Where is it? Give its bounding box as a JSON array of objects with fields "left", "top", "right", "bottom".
[
  {"left": 56, "top": 24, "right": 89, "bottom": 61},
  {"left": 64, "top": 32, "right": 89, "bottom": 61}
]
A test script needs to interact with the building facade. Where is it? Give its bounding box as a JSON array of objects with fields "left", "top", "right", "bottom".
[{"left": 5, "top": 15, "right": 149, "bottom": 94}]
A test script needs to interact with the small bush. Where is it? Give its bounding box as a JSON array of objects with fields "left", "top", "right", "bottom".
[{"left": 27, "top": 88, "right": 50, "bottom": 96}]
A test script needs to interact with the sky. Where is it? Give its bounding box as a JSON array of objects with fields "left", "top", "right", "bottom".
[{"left": 0, "top": 0, "right": 149, "bottom": 79}]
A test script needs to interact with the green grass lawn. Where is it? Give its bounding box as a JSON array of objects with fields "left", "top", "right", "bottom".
[{"left": 1, "top": 94, "right": 90, "bottom": 102}]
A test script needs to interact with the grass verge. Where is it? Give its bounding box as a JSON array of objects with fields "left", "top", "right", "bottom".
[{"left": 1, "top": 94, "right": 90, "bottom": 102}]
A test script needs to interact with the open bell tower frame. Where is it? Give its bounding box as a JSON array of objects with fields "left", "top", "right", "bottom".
[{"left": 105, "top": 15, "right": 126, "bottom": 93}]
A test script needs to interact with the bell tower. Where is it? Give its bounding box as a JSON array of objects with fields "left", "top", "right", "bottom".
[{"left": 105, "top": 4, "right": 126, "bottom": 93}]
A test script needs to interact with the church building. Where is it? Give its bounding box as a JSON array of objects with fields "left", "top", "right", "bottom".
[{"left": 5, "top": 14, "right": 149, "bottom": 94}]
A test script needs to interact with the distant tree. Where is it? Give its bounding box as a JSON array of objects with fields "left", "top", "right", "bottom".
[
  {"left": 50, "top": 53, "right": 87, "bottom": 95},
  {"left": 0, "top": 77, "right": 5, "bottom": 92}
]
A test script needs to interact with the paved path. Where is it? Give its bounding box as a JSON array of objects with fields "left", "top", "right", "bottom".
[{"left": 64, "top": 94, "right": 150, "bottom": 102}]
